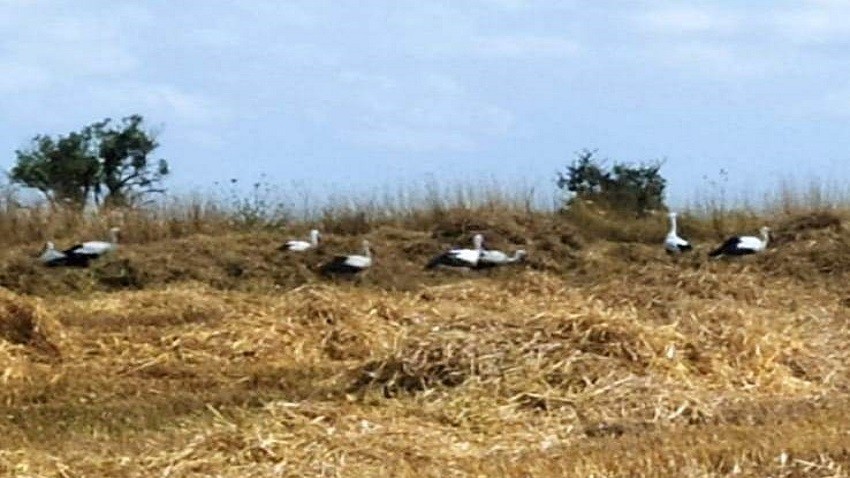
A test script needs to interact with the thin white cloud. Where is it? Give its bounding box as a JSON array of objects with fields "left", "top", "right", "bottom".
[
  {"left": 644, "top": 42, "right": 777, "bottom": 79},
  {"left": 181, "top": 28, "right": 245, "bottom": 49},
  {"left": 625, "top": 5, "right": 793, "bottom": 79},
  {"left": 472, "top": 35, "right": 580, "bottom": 58},
  {"left": 93, "top": 83, "right": 229, "bottom": 124},
  {"left": 318, "top": 71, "right": 514, "bottom": 152},
  {"left": 0, "top": 62, "right": 50, "bottom": 92},
  {"left": 343, "top": 126, "right": 478, "bottom": 152},
  {"left": 474, "top": 0, "right": 530, "bottom": 11},
  {"left": 0, "top": 5, "right": 142, "bottom": 91},
  {"left": 635, "top": 6, "right": 742, "bottom": 35},
  {"left": 770, "top": 4, "right": 850, "bottom": 43},
  {"left": 805, "top": 87, "right": 850, "bottom": 118}
]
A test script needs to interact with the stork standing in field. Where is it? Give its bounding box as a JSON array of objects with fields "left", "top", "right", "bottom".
[
  {"left": 320, "top": 240, "right": 372, "bottom": 276},
  {"left": 63, "top": 227, "right": 120, "bottom": 260},
  {"left": 664, "top": 212, "right": 692, "bottom": 254},
  {"left": 709, "top": 226, "right": 771, "bottom": 257},
  {"left": 476, "top": 248, "right": 528, "bottom": 270},
  {"left": 280, "top": 229, "right": 320, "bottom": 252},
  {"left": 425, "top": 234, "right": 484, "bottom": 270}
]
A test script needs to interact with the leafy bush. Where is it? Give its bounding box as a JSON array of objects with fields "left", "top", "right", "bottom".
[{"left": 557, "top": 149, "right": 666, "bottom": 216}]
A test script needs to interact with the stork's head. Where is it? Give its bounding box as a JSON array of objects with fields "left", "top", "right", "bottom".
[{"left": 472, "top": 233, "right": 484, "bottom": 250}]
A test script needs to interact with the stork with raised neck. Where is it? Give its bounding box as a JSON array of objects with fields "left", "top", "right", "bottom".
[
  {"left": 425, "top": 233, "right": 484, "bottom": 269},
  {"left": 664, "top": 212, "right": 692, "bottom": 254},
  {"left": 280, "top": 229, "right": 320, "bottom": 252}
]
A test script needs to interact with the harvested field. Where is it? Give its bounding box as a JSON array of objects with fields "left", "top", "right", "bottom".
[{"left": 0, "top": 210, "right": 848, "bottom": 476}]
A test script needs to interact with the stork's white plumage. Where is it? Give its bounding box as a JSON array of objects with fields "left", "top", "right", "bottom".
[
  {"left": 476, "top": 249, "right": 527, "bottom": 269},
  {"left": 664, "top": 212, "right": 692, "bottom": 254},
  {"left": 64, "top": 227, "right": 119, "bottom": 259},
  {"left": 39, "top": 241, "right": 90, "bottom": 267},
  {"left": 281, "top": 229, "right": 320, "bottom": 252},
  {"left": 425, "top": 234, "right": 484, "bottom": 269},
  {"left": 320, "top": 240, "right": 372, "bottom": 275},
  {"left": 39, "top": 242, "right": 65, "bottom": 266},
  {"left": 709, "top": 226, "right": 771, "bottom": 257}
]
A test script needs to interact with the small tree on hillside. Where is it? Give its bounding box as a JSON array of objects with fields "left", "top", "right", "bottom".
[
  {"left": 91, "top": 115, "right": 169, "bottom": 207},
  {"left": 9, "top": 115, "right": 169, "bottom": 208},
  {"left": 557, "top": 149, "right": 667, "bottom": 215},
  {"left": 9, "top": 131, "right": 100, "bottom": 209}
]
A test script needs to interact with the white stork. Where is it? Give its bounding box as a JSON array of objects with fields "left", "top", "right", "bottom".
[
  {"left": 476, "top": 249, "right": 527, "bottom": 269},
  {"left": 425, "top": 234, "right": 484, "bottom": 269},
  {"left": 280, "top": 229, "right": 320, "bottom": 252},
  {"left": 664, "top": 212, "right": 692, "bottom": 254},
  {"left": 39, "top": 242, "right": 91, "bottom": 267},
  {"left": 320, "top": 240, "right": 372, "bottom": 276},
  {"left": 63, "top": 227, "right": 119, "bottom": 260},
  {"left": 709, "top": 226, "right": 771, "bottom": 257}
]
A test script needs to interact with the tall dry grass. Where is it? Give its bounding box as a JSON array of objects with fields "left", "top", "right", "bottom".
[
  {"left": 3, "top": 174, "right": 848, "bottom": 249},
  {"left": 0, "top": 177, "right": 553, "bottom": 247}
]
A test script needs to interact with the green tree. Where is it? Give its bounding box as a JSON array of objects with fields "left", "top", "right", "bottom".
[
  {"left": 9, "top": 115, "right": 169, "bottom": 208},
  {"left": 557, "top": 149, "right": 666, "bottom": 215},
  {"left": 92, "top": 115, "right": 169, "bottom": 207},
  {"left": 9, "top": 131, "right": 100, "bottom": 209}
]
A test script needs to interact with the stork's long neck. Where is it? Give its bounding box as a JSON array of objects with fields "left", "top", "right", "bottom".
[
  {"left": 110, "top": 229, "right": 119, "bottom": 244},
  {"left": 310, "top": 231, "right": 319, "bottom": 247},
  {"left": 668, "top": 215, "right": 678, "bottom": 236},
  {"left": 761, "top": 230, "right": 770, "bottom": 248}
]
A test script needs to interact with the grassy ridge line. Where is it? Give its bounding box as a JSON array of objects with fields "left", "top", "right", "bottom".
[
  {"left": 0, "top": 203, "right": 843, "bottom": 298},
  {"left": 0, "top": 175, "right": 845, "bottom": 249},
  {"left": 0, "top": 179, "right": 547, "bottom": 247}
]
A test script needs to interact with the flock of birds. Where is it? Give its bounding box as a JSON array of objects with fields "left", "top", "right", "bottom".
[
  {"left": 35, "top": 213, "right": 770, "bottom": 277},
  {"left": 35, "top": 227, "right": 528, "bottom": 277},
  {"left": 279, "top": 229, "right": 528, "bottom": 276}
]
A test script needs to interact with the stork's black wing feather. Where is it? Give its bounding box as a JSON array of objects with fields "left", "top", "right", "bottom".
[
  {"left": 320, "top": 256, "right": 362, "bottom": 275},
  {"left": 708, "top": 237, "right": 741, "bottom": 257},
  {"left": 425, "top": 251, "right": 479, "bottom": 270}
]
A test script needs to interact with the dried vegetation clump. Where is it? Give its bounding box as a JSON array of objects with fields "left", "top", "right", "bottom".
[
  {"left": 0, "top": 288, "right": 60, "bottom": 358},
  {"left": 0, "top": 206, "right": 849, "bottom": 476}
]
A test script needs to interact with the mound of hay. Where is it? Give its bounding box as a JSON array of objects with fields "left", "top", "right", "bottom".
[
  {"left": 57, "top": 284, "right": 230, "bottom": 330},
  {"left": 0, "top": 288, "right": 60, "bottom": 358},
  {"left": 773, "top": 211, "right": 843, "bottom": 246}
]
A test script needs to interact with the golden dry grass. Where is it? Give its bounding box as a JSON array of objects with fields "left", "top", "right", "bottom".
[{"left": 0, "top": 206, "right": 847, "bottom": 476}]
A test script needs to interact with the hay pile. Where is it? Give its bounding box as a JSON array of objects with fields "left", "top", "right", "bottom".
[
  {"left": 0, "top": 209, "right": 847, "bottom": 475},
  {"left": 0, "top": 288, "right": 60, "bottom": 357},
  {"left": 0, "top": 288, "right": 62, "bottom": 408},
  {"left": 0, "top": 257, "right": 844, "bottom": 476}
]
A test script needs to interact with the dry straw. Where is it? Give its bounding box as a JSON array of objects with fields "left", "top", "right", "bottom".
[{"left": 0, "top": 206, "right": 847, "bottom": 476}]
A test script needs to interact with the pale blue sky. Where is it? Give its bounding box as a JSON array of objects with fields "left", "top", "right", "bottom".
[{"left": 2, "top": 1, "right": 850, "bottom": 207}]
